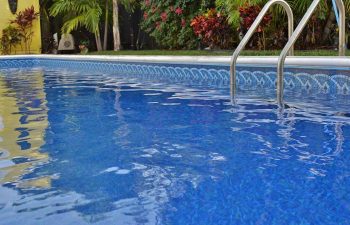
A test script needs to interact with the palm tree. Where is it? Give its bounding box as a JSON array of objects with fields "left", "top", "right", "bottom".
[
  {"left": 112, "top": 0, "right": 121, "bottom": 51},
  {"left": 112, "top": 0, "right": 137, "bottom": 51},
  {"left": 50, "top": 0, "right": 104, "bottom": 51},
  {"left": 50, "top": 0, "right": 138, "bottom": 51},
  {"left": 103, "top": 0, "right": 109, "bottom": 51},
  {"left": 40, "top": 0, "right": 52, "bottom": 53}
]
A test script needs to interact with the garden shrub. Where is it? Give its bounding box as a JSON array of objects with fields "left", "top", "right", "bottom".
[
  {"left": 140, "top": 0, "right": 206, "bottom": 49},
  {"left": 0, "top": 25, "right": 21, "bottom": 55},
  {"left": 238, "top": 5, "right": 272, "bottom": 50},
  {"left": 191, "top": 9, "right": 235, "bottom": 49}
]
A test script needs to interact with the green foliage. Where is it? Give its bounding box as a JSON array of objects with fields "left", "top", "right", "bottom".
[
  {"left": 215, "top": 0, "right": 267, "bottom": 27},
  {"left": 79, "top": 39, "right": 90, "bottom": 46},
  {"left": 213, "top": 0, "right": 350, "bottom": 50},
  {"left": 49, "top": 0, "right": 139, "bottom": 51},
  {"left": 288, "top": 0, "right": 328, "bottom": 19},
  {"left": 191, "top": 9, "right": 235, "bottom": 49},
  {"left": 87, "top": 49, "right": 350, "bottom": 56},
  {"left": 48, "top": 0, "right": 350, "bottom": 51},
  {"left": 0, "top": 26, "right": 21, "bottom": 55},
  {"left": 50, "top": 0, "right": 103, "bottom": 34},
  {"left": 215, "top": 0, "right": 350, "bottom": 28},
  {"left": 140, "top": 0, "right": 213, "bottom": 49},
  {"left": 120, "top": 0, "right": 139, "bottom": 12},
  {"left": 49, "top": 0, "right": 139, "bottom": 34}
]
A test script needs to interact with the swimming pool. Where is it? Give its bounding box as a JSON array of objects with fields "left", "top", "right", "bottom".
[{"left": 0, "top": 56, "right": 350, "bottom": 224}]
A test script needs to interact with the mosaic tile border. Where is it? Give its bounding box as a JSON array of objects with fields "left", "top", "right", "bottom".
[
  {"left": 0, "top": 58, "right": 349, "bottom": 95},
  {"left": 0, "top": 59, "right": 36, "bottom": 68}
]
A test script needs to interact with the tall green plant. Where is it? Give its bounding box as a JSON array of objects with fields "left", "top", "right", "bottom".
[
  {"left": 11, "top": 6, "right": 39, "bottom": 54},
  {"left": 50, "top": 0, "right": 138, "bottom": 51},
  {"left": 50, "top": 0, "right": 104, "bottom": 51}
]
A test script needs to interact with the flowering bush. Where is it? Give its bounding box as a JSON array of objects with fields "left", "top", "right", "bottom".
[
  {"left": 239, "top": 5, "right": 271, "bottom": 34},
  {"left": 141, "top": 0, "right": 204, "bottom": 49},
  {"left": 238, "top": 5, "right": 272, "bottom": 49},
  {"left": 191, "top": 9, "right": 234, "bottom": 49}
]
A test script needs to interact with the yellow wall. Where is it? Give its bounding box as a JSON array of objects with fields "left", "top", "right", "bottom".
[{"left": 0, "top": 0, "right": 41, "bottom": 54}]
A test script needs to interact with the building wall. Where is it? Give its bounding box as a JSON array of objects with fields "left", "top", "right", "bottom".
[{"left": 0, "top": 0, "right": 41, "bottom": 54}]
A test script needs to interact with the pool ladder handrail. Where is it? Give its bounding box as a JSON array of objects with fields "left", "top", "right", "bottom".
[
  {"left": 277, "top": 0, "right": 346, "bottom": 106},
  {"left": 230, "top": 0, "right": 347, "bottom": 107},
  {"left": 230, "top": 0, "right": 294, "bottom": 104}
]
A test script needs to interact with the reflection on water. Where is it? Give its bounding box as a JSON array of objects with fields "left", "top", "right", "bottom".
[
  {"left": 0, "top": 69, "right": 49, "bottom": 188},
  {"left": 0, "top": 67, "right": 349, "bottom": 224}
]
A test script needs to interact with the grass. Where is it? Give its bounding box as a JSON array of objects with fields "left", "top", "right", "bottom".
[
  {"left": 88, "top": 50, "right": 231, "bottom": 56},
  {"left": 88, "top": 49, "right": 350, "bottom": 56}
]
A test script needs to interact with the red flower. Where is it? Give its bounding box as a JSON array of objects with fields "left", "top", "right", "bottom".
[
  {"left": 161, "top": 12, "right": 167, "bottom": 22},
  {"left": 143, "top": 12, "right": 148, "bottom": 19},
  {"left": 175, "top": 7, "right": 183, "bottom": 15},
  {"left": 239, "top": 5, "right": 271, "bottom": 32},
  {"left": 145, "top": 0, "right": 150, "bottom": 6},
  {"left": 190, "top": 9, "right": 234, "bottom": 49},
  {"left": 181, "top": 19, "right": 186, "bottom": 27}
]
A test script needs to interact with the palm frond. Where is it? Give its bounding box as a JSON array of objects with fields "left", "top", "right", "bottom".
[{"left": 50, "top": 0, "right": 102, "bottom": 34}]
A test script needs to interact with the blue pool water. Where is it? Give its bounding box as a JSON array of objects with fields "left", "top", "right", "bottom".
[{"left": 0, "top": 65, "right": 350, "bottom": 225}]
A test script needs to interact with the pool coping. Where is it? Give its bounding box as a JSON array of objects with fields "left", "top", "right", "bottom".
[
  {"left": 1, "top": 55, "right": 350, "bottom": 68},
  {"left": 1, "top": 54, "right": 350, "bottom": 97}
]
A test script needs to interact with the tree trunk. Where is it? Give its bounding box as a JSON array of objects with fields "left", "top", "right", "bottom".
[
  {"left": 112, "top": 0, "right": 121, "bottom": 51},
  {"left": 40, "top": 0, "right": 51, "bottom": 53},
  {"left": 322, "top": 10, "right": 335, "bottom": 43},
  {"left": 103, "top": 0, "right": 109, "bottom": 50},
  {"left": 95, "top": 30, "right": 103, "bottom": 51}
]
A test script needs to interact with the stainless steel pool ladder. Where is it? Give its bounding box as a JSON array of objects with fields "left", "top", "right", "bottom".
[
  {"left": 230, "top": 0, "right": 347, "bottom": 106},
  {"left": 230, "top": 0, "right": 294, "bottom": 104},
  {"left": 276, "top": 0, "right": 346, "bottom": 106}
]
